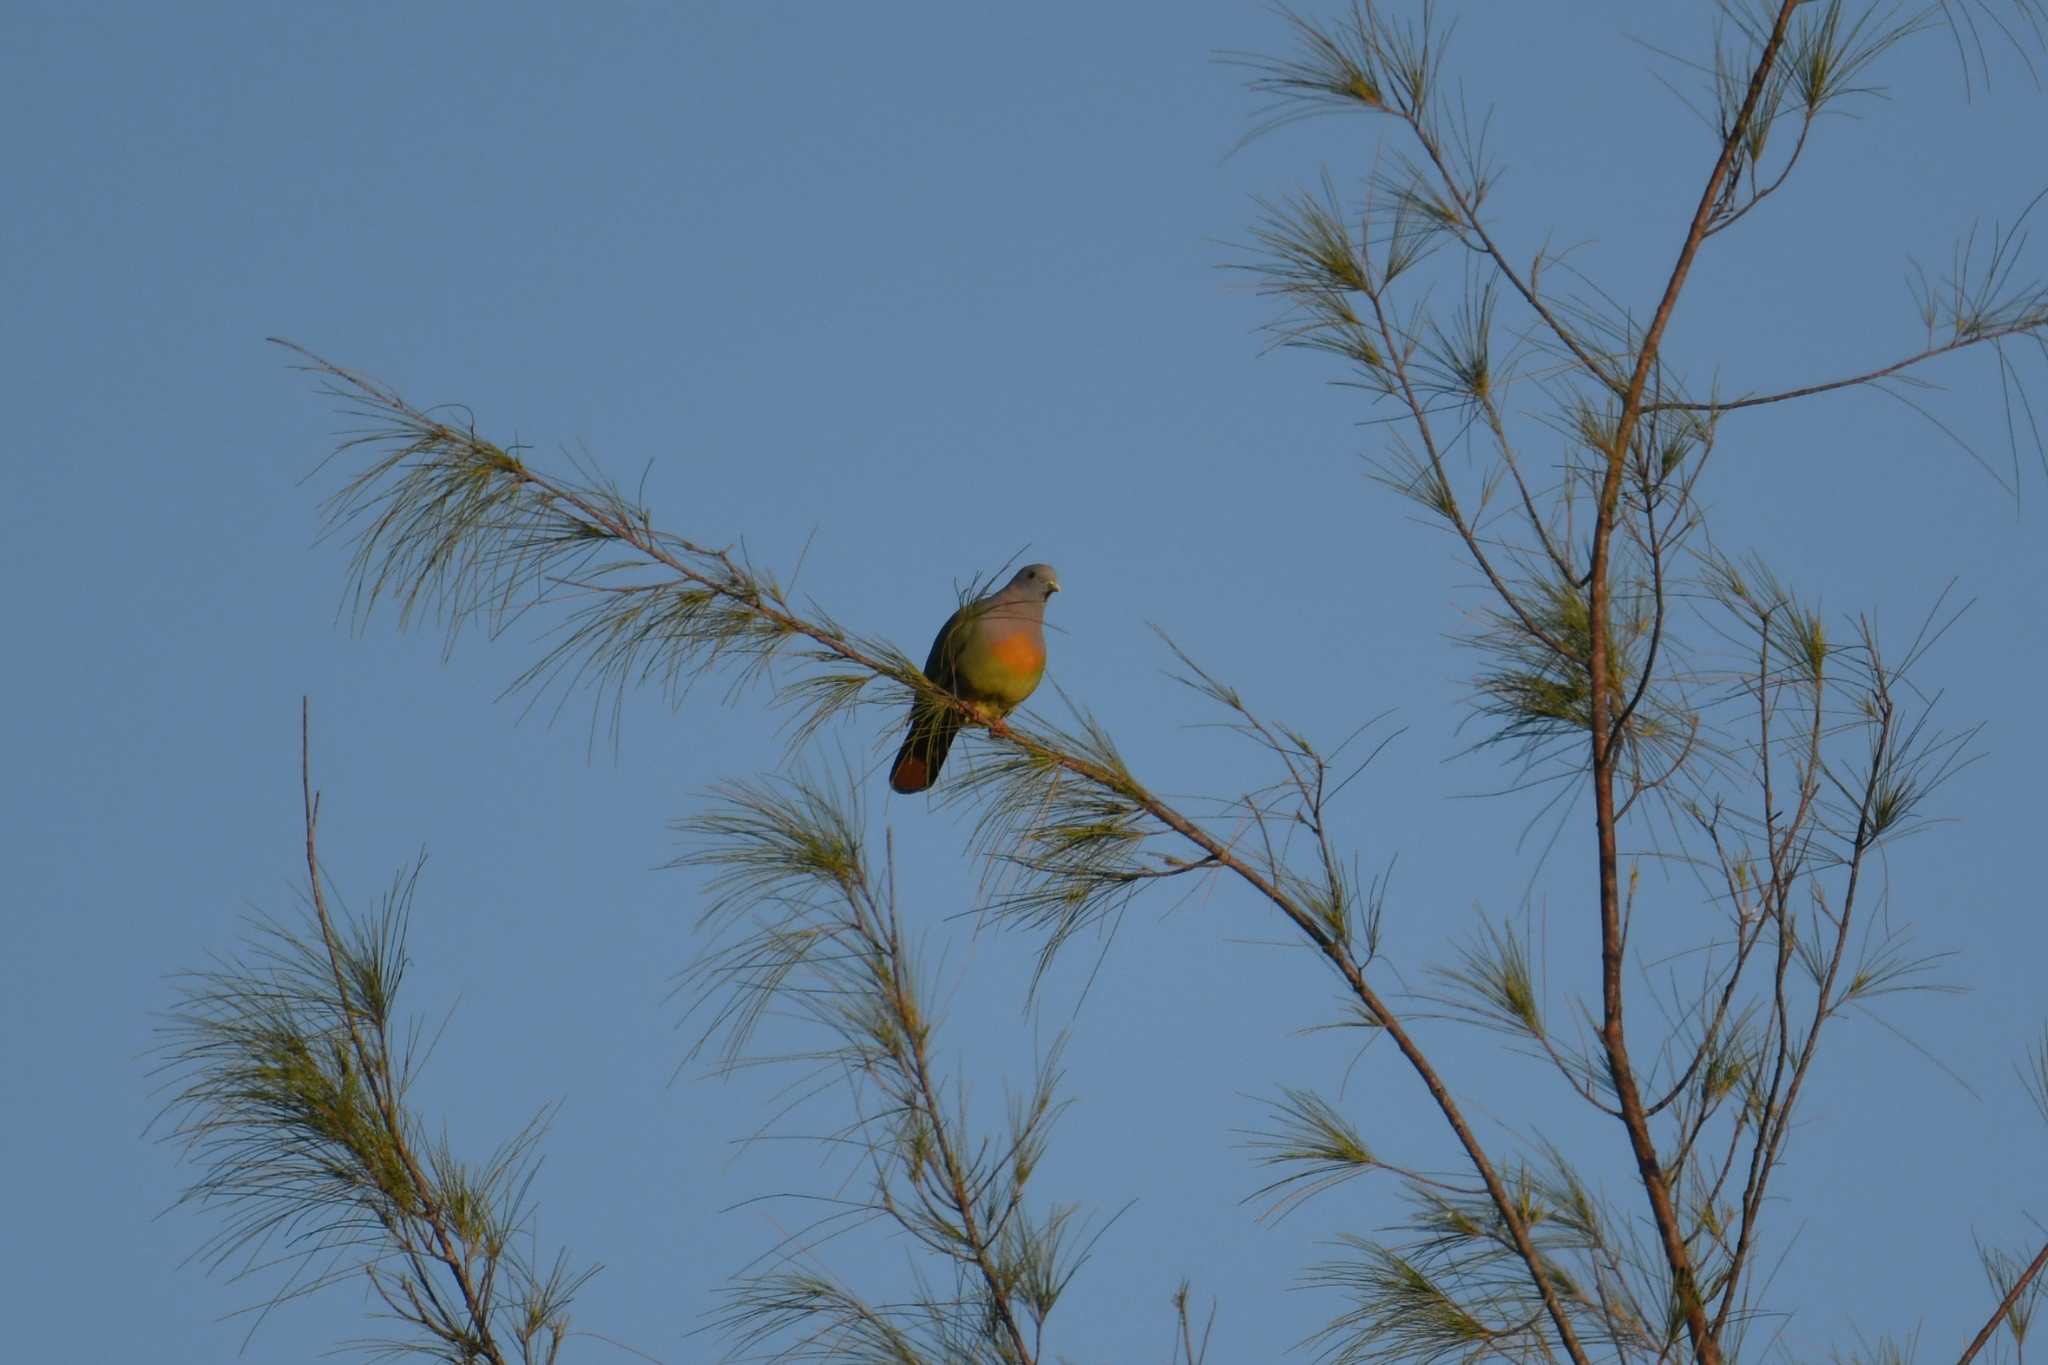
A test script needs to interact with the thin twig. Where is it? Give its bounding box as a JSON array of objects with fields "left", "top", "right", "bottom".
[{"left": 299, "top": 698, "right": 506, "bottom": 1365}]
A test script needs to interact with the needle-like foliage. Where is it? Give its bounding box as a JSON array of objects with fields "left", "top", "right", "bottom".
[
  {"left": 155, "top": 714, "right": 591, "bottom": 1364},
  {"left": 175, "top": 3, "right": 2048, "bottom": 1361},
  {"left": 1242, "top": 1087, "right": 1379, "bottom": 1222},
  {"left": 675, "top": 771, "right": 1105, "bottom": 1363}
]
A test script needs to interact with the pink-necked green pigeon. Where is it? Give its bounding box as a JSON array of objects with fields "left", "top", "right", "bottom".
[{"left": 890, "top": 563, "right": 1061, "bottom": 793}]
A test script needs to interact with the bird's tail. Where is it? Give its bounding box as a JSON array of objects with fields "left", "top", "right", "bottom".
[{"left": 890, "top": 705, "right": 960, "bottom": 793}]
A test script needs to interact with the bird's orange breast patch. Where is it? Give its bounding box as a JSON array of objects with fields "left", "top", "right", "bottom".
[{"left": 992, "top": 633, "right": 1046, "bottom": 675}]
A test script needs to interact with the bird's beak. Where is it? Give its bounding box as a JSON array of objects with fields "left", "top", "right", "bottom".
[{"left": 1047, "top": 575, "right": 1062, "bottom": 595}]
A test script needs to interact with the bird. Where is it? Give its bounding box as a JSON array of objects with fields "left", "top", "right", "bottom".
[{"left": 890, "top": 563, "right": 1061, "bottom": 794}]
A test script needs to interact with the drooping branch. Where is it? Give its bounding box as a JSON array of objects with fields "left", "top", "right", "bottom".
[{"left": 281, "top": 339, "right": 1604, "bottom": 1365}]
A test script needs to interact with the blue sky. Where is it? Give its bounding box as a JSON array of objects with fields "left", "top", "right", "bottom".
[{"left": 5, "top": 3, "right": 2047, "bottom": 1360}]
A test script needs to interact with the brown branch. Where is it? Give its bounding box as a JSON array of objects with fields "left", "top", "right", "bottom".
[
  {"left": 990, "top": 721, "right": 1595, "bottom": 1364},
  {"left": 1610, "top": 413, "right": 1682, "bottom": 745},
  {"left": 1360, "top": 276, "right": 1572, "bottom": 663},
  {"left": 1478, "top": 385, "right": 1576, "bottom": 581},
  {"left": 1703, "top": 111, "right": 1814, "bottom": 241},
  {"left": 1643, "top": 324, "right": 2046, "bottom": 416},
  {"left": 1714, "top": 676, "right": 1890, "bottom": 1340},
  {"left": 1586, "top": 6, "right": 1807, "bottom": 1361},
  {"left": 1400, "top": 106, "right": 1624, "bottom": 394},
  {"left": 1172, "top": 1281, "right": 1214, "bottom": 1365},
  {"left": 1643, "top": 813, "right": 1767, "bottom": 1122},
  {"left": 1705, "top": 621, "right": 1810, "bottom": 1342},
  {"left": 1958, "top": 1238, "right": 2048, "bottom": 1365}
]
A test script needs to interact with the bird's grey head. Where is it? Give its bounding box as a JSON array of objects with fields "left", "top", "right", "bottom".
[{"left": 1007, "top": 563, "right": 1061, "bottom": 601}]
